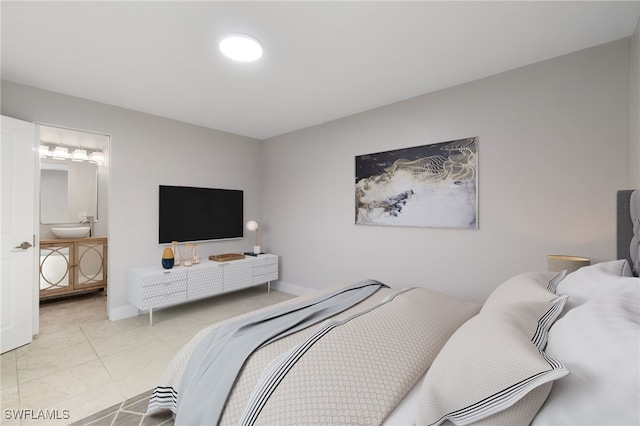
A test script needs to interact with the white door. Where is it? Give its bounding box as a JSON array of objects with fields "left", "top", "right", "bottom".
[{"left": 1, "top": 115, "right": 36, "bottom": 354}]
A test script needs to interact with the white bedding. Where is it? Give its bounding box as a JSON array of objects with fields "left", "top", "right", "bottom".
[
  {"left": 149, "top": 284, "right": 480, "bottom": 425},
  {"left": 382, "top": 371, "right": 425, "bottom": 425},
  {"left": 534, "top": 288, "right": 640, "bottom": 425},
  {"left": 147, "top": 261, "right": 638, "bottom": 425},
  {"left": 388, "top": 261, "right": 640, "bottom": 426},
  {"left": 533, "top": 261, "right": 640, "bottom": 426}
]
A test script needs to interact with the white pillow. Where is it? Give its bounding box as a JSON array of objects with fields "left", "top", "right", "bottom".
[
  {"left": 556, "top": 259, "right": 636, "bottom": 313},
  {"left": 417, "top": 296, "right": 569, "bottom": 426},
  {"left": 532, "top": 287, "right": 640, "bottom": 425},
  {"left": 482, "top": 271, "right": 565, "bottom": 311}
]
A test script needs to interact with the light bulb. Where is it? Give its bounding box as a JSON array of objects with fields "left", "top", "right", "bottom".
[
  {"left": 72, "top": 148, "right": 88, "bottom": 162},
  {"left": 220, "top": 34, "right": 263, "bottom": 62},
  {"left": 52, "top": 146, "right": 68, "bottom": 160}
]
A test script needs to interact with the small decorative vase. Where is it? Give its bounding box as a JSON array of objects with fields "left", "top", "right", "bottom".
[
  {"left": 162, "top": 247, "right": 174, "bottom": 269},
  {"left": 172, "top": 241, "right": 181, "bottom": 266},
  {"left": 183, "top": 243, "right": 193, "bottom": 267},
  {"left": 193, "top": 243, "right": 200, "bottom": 264}
]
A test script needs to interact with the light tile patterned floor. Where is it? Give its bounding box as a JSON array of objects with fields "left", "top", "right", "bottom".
[
  {"left": 68, "top": 389, "right": 172, "bottom": 426},
  {"left": 0, "top": 287, "right": 293, "bottom": 425}
]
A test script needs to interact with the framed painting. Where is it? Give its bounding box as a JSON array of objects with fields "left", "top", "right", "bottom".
[{"left": 355, "top": 137, "right": 478, "bottom": 229}]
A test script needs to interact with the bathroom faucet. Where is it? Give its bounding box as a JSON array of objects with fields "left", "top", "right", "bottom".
[{"left": 80, "top": 216, "right": 94, "bottom": 237}]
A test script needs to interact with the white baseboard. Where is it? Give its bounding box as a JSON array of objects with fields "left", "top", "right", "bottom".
[
  {"left": 108, "top": 304, "right": 139, "bottom": 321},
  {"left": 271, "top": 280, "right": 314, "bottom": 296}
]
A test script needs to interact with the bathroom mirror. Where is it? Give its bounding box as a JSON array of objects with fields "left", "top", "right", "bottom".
[{"left": 40, "top": 159, "right": 98, "bottom": 224}]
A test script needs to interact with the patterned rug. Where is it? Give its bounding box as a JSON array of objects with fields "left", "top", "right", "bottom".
[{"left": 69, "top": 389, "right": 173, "bottom": 426}]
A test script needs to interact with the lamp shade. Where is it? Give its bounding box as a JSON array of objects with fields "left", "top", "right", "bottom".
[
  {"left": 547, "top": 255, "right": 590, "bottom": 273},
  {"left": 246, "top": 220, "right": 259, "bottom": 232}
]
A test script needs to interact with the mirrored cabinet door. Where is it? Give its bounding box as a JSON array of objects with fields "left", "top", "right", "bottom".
[
  {"left": 76, "top": 239, "right": 107, "bottom": 288},
  {"left": 40, "top": 243, "right": 72, "bottom": 296},
  {"left": 40, "top": 237, "right": 107, "bottom": 300}
]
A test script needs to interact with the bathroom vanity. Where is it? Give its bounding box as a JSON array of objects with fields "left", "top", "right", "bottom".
[{"left": 39, "top": 237, "right": 108, "bottom": 300}]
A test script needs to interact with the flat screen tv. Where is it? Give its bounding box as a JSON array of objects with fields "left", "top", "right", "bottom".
[{"left": 159, "top": 185, "right": 243, "bottom": 244}]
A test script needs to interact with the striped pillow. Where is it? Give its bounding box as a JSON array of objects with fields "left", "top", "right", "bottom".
[
  {"left": 482, "top": 271, "right": 566, "bottom": 310},
  {"left": 416, "top": 295, "right": 568, "bottom": 426}
]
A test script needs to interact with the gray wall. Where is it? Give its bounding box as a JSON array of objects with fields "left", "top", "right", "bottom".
[
  {"left": 1, "top": 36, "right": 636, "bottom": 318},
  {"left": 262, "top": 39, "right": 633, "bottom": 303},
  {"left": 1, "top": 82, "right": 263, "bottom": 319}
]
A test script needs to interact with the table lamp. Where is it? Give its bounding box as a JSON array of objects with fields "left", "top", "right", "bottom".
[
  {"left": 246, "top": 220, "right": 260, "bottom": 254},
  {"left": 547, "top": 254, "right": 590, "bottom": 273}
]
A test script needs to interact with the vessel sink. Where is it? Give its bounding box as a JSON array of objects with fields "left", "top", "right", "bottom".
[{"left": 51, "top": 227, "right": 90, "bottom": 239}]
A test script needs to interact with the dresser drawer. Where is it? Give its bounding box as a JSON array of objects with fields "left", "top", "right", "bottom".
[
  {"left": 141, "top": 289, "right": 187, "bottom": 310},
  {"left": 127, "top": 267, "right": 187, "bottom": 310},
  {"left": 141, "top": 278, "right": 187, "bottom": 299},
  {"left": 254, "top": 270, "right": 278, "bottom": 285},
  {"left": 254, "top": 262, "right": 277, "bottom": 276},
  {"left": 140, "top": 269, "right": 187, "bottom": 286},
  {"left": 253, "top": 255, "right": 277, "bottom": 285},
  {"left": 253, "top": 256, "right": 277, "bottom": 268}
]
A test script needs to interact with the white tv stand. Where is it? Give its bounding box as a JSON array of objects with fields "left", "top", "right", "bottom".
[{"left": 126, "top": 254, "right": 278, "bottom": 325}]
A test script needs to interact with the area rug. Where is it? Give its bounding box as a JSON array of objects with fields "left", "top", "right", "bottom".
[{"left": 69, "top": 389, "right": 173, "bottom": 426}]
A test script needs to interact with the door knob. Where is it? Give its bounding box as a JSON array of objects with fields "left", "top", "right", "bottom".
[{"left": 14, "top": 241, "right": 32, "bottom": 249}]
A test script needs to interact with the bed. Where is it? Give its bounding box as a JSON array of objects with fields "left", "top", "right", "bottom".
[{"left": 147, "top": 189, "right": 639, "bottom": 425}]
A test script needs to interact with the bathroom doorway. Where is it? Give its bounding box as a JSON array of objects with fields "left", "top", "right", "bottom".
[{"left": 37, "top": 124, "right": 110, "bottom": 328}]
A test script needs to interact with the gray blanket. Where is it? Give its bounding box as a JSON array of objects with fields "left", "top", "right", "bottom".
[{"left": 175, "top": 279, "right": 387, "bottom": 425}]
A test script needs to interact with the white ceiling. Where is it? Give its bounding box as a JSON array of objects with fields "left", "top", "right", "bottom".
[{"left": 2, "top": 1, "right": 639, "bottom": 140}]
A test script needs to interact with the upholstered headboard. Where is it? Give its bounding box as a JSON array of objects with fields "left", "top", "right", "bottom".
[{"left": 617, "top": 189, "right": 640, "bottom": 276}]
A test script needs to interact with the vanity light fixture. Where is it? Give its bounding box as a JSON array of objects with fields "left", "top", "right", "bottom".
[
  {"left": 72, "top": 148, "right": 89, "bottom": 162},
  {"left": 90, "top": 151, "right": 105, "bottom": 164},
  {"left": 40, "top": 141, "right": 104, "bottom": 164},
  {"left": 39, "top": 144, "right": 52, "bottom": 157},
  {"left": 52, "top": 145, "right": 69, "bottom": 160},
  {"left": 219, "top": 34, "right": 263, "bottom": 62}
]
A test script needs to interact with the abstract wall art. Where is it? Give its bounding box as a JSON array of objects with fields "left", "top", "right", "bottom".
[{"left": 355, "top": 137, "right": 478, "bottom": 229}]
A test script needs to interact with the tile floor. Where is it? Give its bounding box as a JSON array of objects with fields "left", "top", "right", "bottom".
[{"left": 1, "top": 287, "right": 294, "bottom": 425}]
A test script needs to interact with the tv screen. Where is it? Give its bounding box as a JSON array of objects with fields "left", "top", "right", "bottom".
[{"left": 159, "top": 185, "right": 243, "bottom": 244}]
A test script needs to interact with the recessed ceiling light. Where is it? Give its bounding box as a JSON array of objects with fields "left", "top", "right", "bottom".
[{"left": 219, "top": 34, "right": 263, "bottom": 62}]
